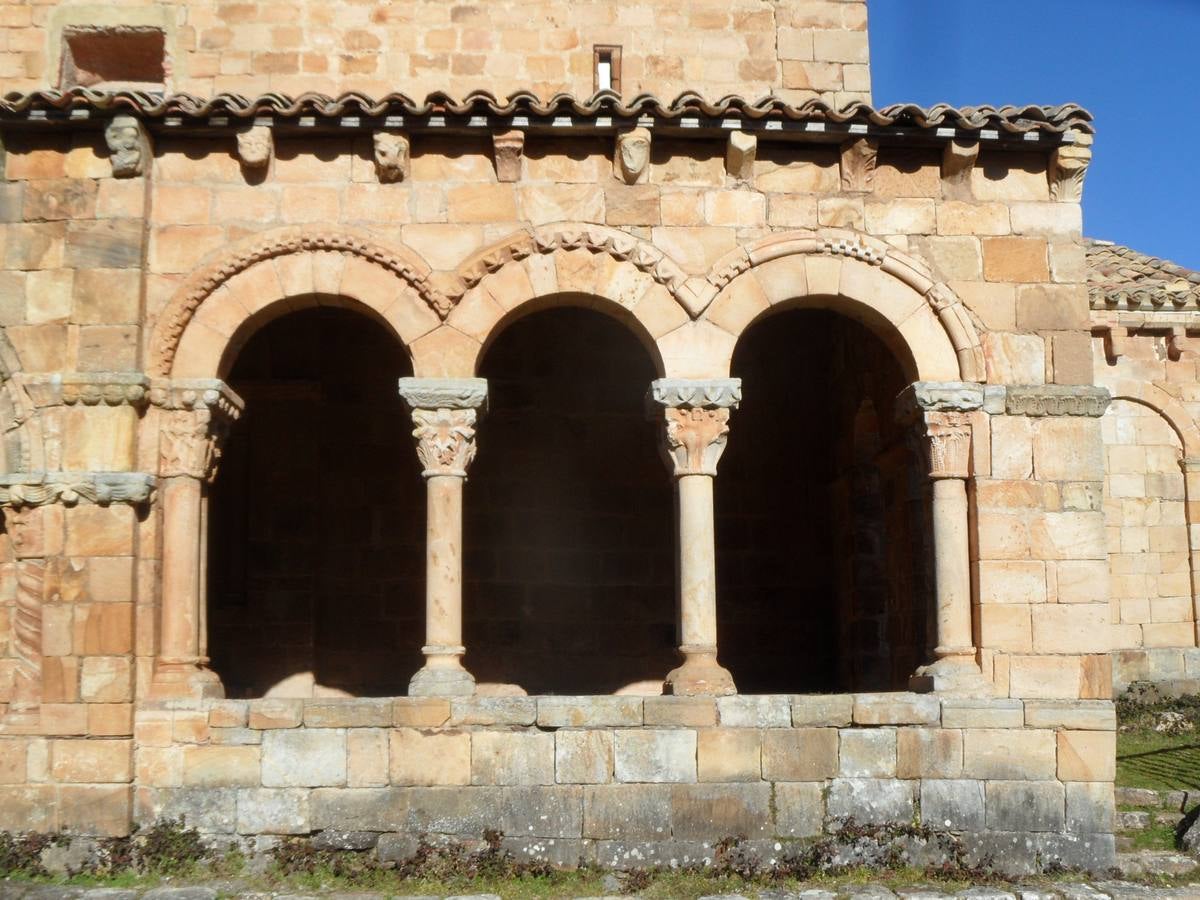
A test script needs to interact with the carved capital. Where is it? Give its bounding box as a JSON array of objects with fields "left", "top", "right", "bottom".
[
  {"left": 648, "top": 378, "right": 742, "bottom": 410},
  {"left": 725, "top": 131, "right": 756, "bottom": 180},
  {"left": 661, "top": 407, "right": 731, "bottom": 477},
  {"left": 1050, "top": 135, "right": 1092, "bottom": 203},
  {"left": 492, "top": 130, "right": 524, "bottom": 183},
  {"left": 1004, "top": 384, "right": 1111, "bottom": 418},
  {"left": 839, "top": 137, "right": 878, "bottom": 192},
  {"left": 373, "top": 130, "right": 410, "bottom": 183},
  {"left": 0, "top": 472, "right": 155, "bottom": 508},
  {"left": 237, "top": 125, "right": 273, "bottom": 169},
  {"left": 104, "top": 115, "right": 150, "bottom": 178},
  {"left": 152, "top": 379, "right": 244, "bottom": 482},
  {"left": 916, "top": 411, "right": 973, "bottom": 480},
  {"left": 615, "top": 127, "right": 651, "bottom": 185},
  {"left": 410, "top": 408, "right": 478, "bottom": 478}
]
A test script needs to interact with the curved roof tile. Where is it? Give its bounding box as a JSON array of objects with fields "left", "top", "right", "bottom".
[{"left": 1087, "top": 239, "right": 1200, "bottom": 310}]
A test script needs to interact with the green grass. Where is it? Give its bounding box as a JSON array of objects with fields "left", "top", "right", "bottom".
[{"left": 1116, "top": 728, "right": 1200, "bottom": 792}]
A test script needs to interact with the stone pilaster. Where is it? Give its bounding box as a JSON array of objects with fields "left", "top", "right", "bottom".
[
  {"left": 399, "top": 377, "right": 488, "bottom": 697},
  {"left": 649, "top": 378, "right": 740, "bottom": 697}
]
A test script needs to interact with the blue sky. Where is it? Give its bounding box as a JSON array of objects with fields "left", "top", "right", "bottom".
[{"left": 869, "top": 0, "right": 1200, "bottom": 269}]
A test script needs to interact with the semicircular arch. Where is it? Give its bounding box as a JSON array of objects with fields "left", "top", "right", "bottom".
[
  {"left": 149, "top": 227, "right": 447, "bottom": 379},
  {"left": 1105, "top": 379, "right": 1200, "bottom": 459}
]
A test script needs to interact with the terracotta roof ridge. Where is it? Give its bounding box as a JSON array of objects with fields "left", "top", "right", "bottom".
[{"left": 0, "top": 87, "right": 1095, "bottom": 134}]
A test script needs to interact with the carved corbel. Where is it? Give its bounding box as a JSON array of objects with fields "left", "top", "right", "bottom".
[
  {"left": 1049, "top": 133, "right": 1092, "bottom": 202},
  {"left": 373, "top": 131, "right": 410, "bottom": 183},
  {"left": 615, "top": 127, "right": 651, "bottom": 185},
  {"left": 492, "top": 130, "right": 524, "bottom": 183},
  {"left": 237, "top": 125, "right": 273, "bottom": 170},
  {"left": 941, "top": 139, "right": 979, "bottom": 201},
  {"left": 1093, "top": 322, "right": 1130, "bottom": 364},
  {"left": 839, "top": 137, "right": 878, "bottom": 193},
  {"left": 154, "top": 380, "right": 245, "bottom": 483},
  {"left": 1168, "top": 326, "right": 1194, "bottom": 362},
  {"left": 725, "top": 131, "right": 756, "bottom": 181},
  {"left": 104, "top": 114, "right": 152, "bottom": 178}
]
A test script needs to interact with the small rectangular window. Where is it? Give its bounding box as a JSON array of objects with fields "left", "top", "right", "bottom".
[
  {"left": 593, "top": 45, "right": 622, "bottom": 94},
  {"left": 60, "top": 27, "right": 166, "bottom": 90}
]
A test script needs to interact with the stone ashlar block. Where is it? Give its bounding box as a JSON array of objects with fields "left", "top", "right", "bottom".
[
  {"left": 642, "top": 696, "right": 716, "bottom": 727},
  {"left": 137, "top": 786, "right": 237, "bottom": 834},
  {"left": 1036, "top": 832, "right": 1116, "bottom": 874},
  {"left": 261, "top": 729, "right": 346, "bottom": 788},
  {"left": 791, "top": 694, "right": 853, "bottom": 727},
  {"left": 774, "top": 781, "right": 824, "bottom": 837},
  {"left": 985, "top": 780, "right": 1065, "bottom": 832},
  {"left": 852, "top": 692, "right": 940, "bottom": 725},
  {"left": 347, "top": 729, "right": 388, "bottom": 788},
  {"left": 497, "top": 785, "right": 584, "bottom": 839},
  {"left": 472, "top": 730, "right": 555, "bottom": 786},
  {"left": 50, "top": 738, "right": 132, "bottom": 784},
  {"left": 827, "top": 778, "right": 915, "bottom": 825},
  {"left": 404, "top": 785, "right": 504, "bottom": 836},
  {"left": 670, "top": 783, "right": 772, "bottom": 840},
  {"left": 537, "top": 696, "right": 643, "bottom": 728},
  {"left": 58, "top": 784, "right": 132, "bottom": 838},
  {"left": 181, "top": 745, "right": 260, "bottom": 788},
  {"left": 449, "top": 697, "right": 537, "bottom": 726},
  {"left": 761, "top": 728, "right": 839, "bottom": 781},
  {"left": 1057, "top": 730, "right": 1116, "bottom": 782},
  {"left": 896, "top": 728, "right": 963, "bottom": 779},
  {"left": 247, "top": 699, "right": 303, "bottom": 730},
  {"left": 613, "top": 729, "right": 696, "bottom": 783},
  {"left": 962, "top": 728, "right": 1056, "bottom": 780},
  {"left": 310, "top": 787, "right": 410, "bottom": 832},
  {"left": 696, "top": 728, "right": 761, "bottom": 782},
  {"left": 838, "top": 728, "right": 896, "bottom": 778},
  {"left": 1024, "top": 700, "right": 1116, "bottom": 731},
  {"left": 1066, "top": 781, "right": 1114, "bottom": 834},
  {"left": 392, "top": 697, "right": 451, "bottom": 727},
  {"left": 207, "top": 700, "right": 248, "bottom": 728},
  {"left": 302, "top": 699, "right": 393, "bottom": 728},
  {"left": 718, "top": 694, "right": 791, "bottom": 727},
  {"left": 921, "top": 779, "right": 985, "bottom": 831},
  {"left": 235, "top": 788, "right": 309, "bottom": 835},
  {"left": 389, "top": 729, "right": 470, "bottom": 787},
  {"left": 582, "top": 783, "right": 673, "bottom": 840},
  {"left": 555, "top": 729, "right": 613, "bottom": 784},
  {"left": 940, "top": 698, "right": 1024, "bottom": 729}
]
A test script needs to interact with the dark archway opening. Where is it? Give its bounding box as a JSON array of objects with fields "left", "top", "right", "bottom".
[
  {"left": 717, "top": 308, "right": 932, "bottom": 693},
  {"left": 465, "top": 305, "right": 675, "bottom": 694},
  {"left": 208, "top": 306, "right": 422, "bottom": 697}
]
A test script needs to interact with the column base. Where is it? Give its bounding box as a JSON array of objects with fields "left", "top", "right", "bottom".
[
  {"left": 150, "top": 661, "right": 225, "bottom": 700},
  {"left": 664, "top": 650, "right": 736, "bottom": 697},
  {"left": 409, "top": 665, "right": 476, "bottom": 697},
  {"left": 910, "top": 656, "right": 996, "bottom": 697}
]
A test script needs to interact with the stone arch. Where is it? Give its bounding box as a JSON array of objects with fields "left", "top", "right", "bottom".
[
  {"left": 692, "top": 229, "right": 986, "bottom": 382},
  {"left": 410, "top": 224, "right": 695, "bottom": 378},
  {"left": 149, "top": 227, "right": 446, "bottom": 379},
  {"left": 1105, "top": 379, "right": 1200, "bottom": 458}
]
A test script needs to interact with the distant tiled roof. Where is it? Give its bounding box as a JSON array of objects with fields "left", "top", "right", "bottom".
[
  {"left": 0, "top": 87, "right": 1093, "bottom": 135},
  {"left": 1087, "top": 239, "right": 1200, "bottom": 310}
]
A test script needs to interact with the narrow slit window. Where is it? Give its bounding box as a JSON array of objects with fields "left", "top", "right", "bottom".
[{"left": 593, "top": 45, "right": 622, "bottom": 94}]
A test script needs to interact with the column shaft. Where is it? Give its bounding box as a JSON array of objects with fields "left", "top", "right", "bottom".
[
  {"left": 676, "top": 473, "right": 718, "bottom": 654},
  {"left": 931, "top": 477, "right": 973, "bottom": 660},
  {"left": 424, "top": 473, "right": 465, "bottom": 656}
]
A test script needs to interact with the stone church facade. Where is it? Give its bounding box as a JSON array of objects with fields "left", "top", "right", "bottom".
[{"left": 0, "top": 0, "right": 1181, "bottom": 874}]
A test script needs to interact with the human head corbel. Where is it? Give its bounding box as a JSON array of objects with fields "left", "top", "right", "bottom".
[
  {"left": 104, "top": 115, "right": 151, "bottom": 178},
  {"left": 237, "top": 125, "right": 274, "bottom": 170},
  {"left": 615, "top": 127, "right": 651, "bottom": 184},
  {"left": 373, "top": 130, "right": 410, "bottom": 183}
]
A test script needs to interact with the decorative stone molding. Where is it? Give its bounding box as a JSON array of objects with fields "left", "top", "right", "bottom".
[
  {"left": 236, "top": 125, "right": 273, "bottom": 169},
  {"left": 1004, "top": 384, "right": 1111, "bottom": 418},
  {"left": 153, "top": 379, "right": 244, "bottom": 481},
  {"left": 660, "top": 408, "right": 731, "bottom": 478},
  {"left": 373, "top": 131, "right": 409, "bottom": 183},
  {"left": 1049, "top": 134, "right": 1091, "bottom": 202},
  {"left": 940, "top": 139, "right": 978, "bottom": 201},
  {"left": 104, "top": 114, "right": 150, "bottom": 178},
  {"left": 398, "top": 377, "right": 488, "bottom": 411},
  {"left": 149, "top": 228, "right": 444, "bottom": 377},
  {"left": 614, "top": 127, "right": 651, "bottom": 185},
  {"left": 492, "top": 130, "right": 524, "bottom": 183},
  {"left": 918, "top": 412, "right": 973, "bottom": 480},
  {"left": 839, "top": 137, "right": 878, "bottom": 193},
  {"left": 409, "top": 409, "right": 479, "bottom": 478},
  {"left": 22, "top": 373, "right": 150, "bottom": 409},
  {"left": 649, "top": 378, "right": 742, "bottom": 410},
  {"left": 0, "top": 472, "right": 155, "bottom": 507},
  {"left": 725, "top": 131, "right": 756, "bottom": 180},
  {"left": 895, "top": 381, "right": 985, "bottom": 421}
]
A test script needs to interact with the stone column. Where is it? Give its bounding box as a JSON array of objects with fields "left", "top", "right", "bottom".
[
  {"left": 151, "top": 380, "right": 243, "bottom": 699},
  {"left": 1, "top": 506, "right": 49, "bottom": 723},
  {"left": 649, "top": 378, "right": 741, "bottom": 696},
  {"left": 1180, "top": 457, "right": 1200, "bottom": 645},
  {"left": 898, "top": 382, "right": 992, "bottom": 696},
  {"left": 398, "top": 378, "right": 488, "bottom": 697}
]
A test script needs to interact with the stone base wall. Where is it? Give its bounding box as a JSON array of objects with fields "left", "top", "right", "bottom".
[
  {"left": 1114, "top": 647, "right": 1200, "bottom": 697},
  {"left": 61, "top": 692, "right": 1122, "bottom": 875}
]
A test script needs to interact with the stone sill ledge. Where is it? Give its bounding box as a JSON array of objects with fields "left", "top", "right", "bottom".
[{"left": 137, "top": 692, "right": 1116, "bottom": 732}]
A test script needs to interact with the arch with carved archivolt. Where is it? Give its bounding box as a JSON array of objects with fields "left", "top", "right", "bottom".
[
  {"left": 148, "top": 227, "right": 447, "bottom": 379},
  {"left": 1104, "top": 379, "right": 1200, "bottom": 645},
  {"left": 693, "top": 230, "right": 986, "bottom": 383}
]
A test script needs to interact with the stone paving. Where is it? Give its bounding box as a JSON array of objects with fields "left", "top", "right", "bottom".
[{"left": 4, "top": 883, "right": 1200, "bottom": 899}]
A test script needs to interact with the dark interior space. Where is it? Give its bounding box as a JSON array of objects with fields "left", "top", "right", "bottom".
[
  {"left": 464, "top": 304, "right": 676, "bottom": 694},
  {"left": 208, "top": 305, "right": 423, "bottom": 697},
  {"left": 717, "top": 308, "right": 931, "bottom": 693}
]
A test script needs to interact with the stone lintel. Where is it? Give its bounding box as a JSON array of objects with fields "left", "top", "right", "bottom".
[
  {"left": 0, "top": 471, "right": 156, "bottom": 508},
  {"left": 894, "top": 381, "right": 984, "bottom": 422},
  {"left": 648, "top": 378, "right": 742, "bottom": 410},
  {"left": 1004, "top": 384, "right": 1111, "bottom": 418},
  {"left": 397, "top": 377, "right": 488, "bottom": 411},
  {"left": 23, "top": 372, "right": 151, "bottom": 409}
]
